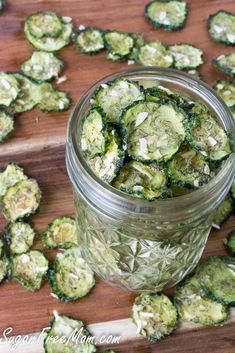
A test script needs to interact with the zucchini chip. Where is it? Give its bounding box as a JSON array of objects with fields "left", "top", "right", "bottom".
[
  {"left": 74, "top": 27, "right": 104, "bottom": 54},
  {"left": 25, "top": 12, "right": 63, "bottom": 39},
  {"left": 212, "top": 53, "right": 235, "bottom": 77},
  {"left": 24, "top": 16, "right": 73, "bottom": 52},
  {"left": 169, "top": 44, "right": 203, "bottom": 70},
  {"left": 187, "top": 109, "right": 231, "bottom": 161},
  {"left": 0, "top": 111, "right": 14, "bottom": 143},
  {"left": 145, "top": 85, "right": 191, "bottom": 108},
  {"left": 81, "top": 108, "right": 109, "bottom": 159},
  {"left": 9, "top": 250, "right": 48, "bottom": 291},
  {"left": 170, "top": 183, "right": 193, "bottom": 197},
  {"left": 87, "top": 130, "right": 124, "bottom": 184},
  {"left": 132, "top": 293, "right": 178, "bottom": 341},
  {"left": 94, "top": 78, "right": 144, "bottom": 124},
  {"left": 3, "top": 221, "right": 35, "bottom": 255},
  {"left": 121, "top": 101, "right": 186, "bottom": 162},
  {"left": 174, "top": 276, "right": 228, "bottom": 325},
  {"left": 10, "top": 73, "right": 41, "bottom": 113},
  {"left": 136, "top": 41, "right": 173, "bottom": 67},
  {"left": 145, "top": 0, "right": 188, "bottom": 31},
  {"left": 214, "top": 80, "right": 235, "bottom": 108},
  {"left": 37, "top": 83, "right": 71, "bottom": 112},
  {"left": 21, "top": 51, "right": 63, "bottom": 82},
  {"left": 49, "top": 247, "right": 95, "bottom": 301},
  {"left": 112, "top": 160, "right": 169, "bottom": 200},
  {"left": 224, "top": 230, "right": 235, "bottom": 255},
  {"left": 2, "top": 179, "right": 41, "bottom": 222},
  {"left": 104, "top": 31, "right": 134, "bottom": 61},
  {"left": 0, "top": 163, "right": 27, "bottom": 201},
  {"left": 213, "top": 194, "right": 233, "bottom": 227},
  {"left": 0, "top": 240, "right": 8, "bottom": 285},
  {"left": 208, "top": 10, "right": 235, "bottom": 46},
  {"left": 44, "top": 312, "right": 96, "bottom": 353},
  {"left": 168, "top": 144, "right": 212, "bottom": 189},
  {"left": 0, "top": 72, "right": 20, "bottom": 107},
  {"left": 42, "top": 216, "right": 78, "bottom": 249},
  {"left": 196, "top": 256, "right": 235, "bottom": 306}
]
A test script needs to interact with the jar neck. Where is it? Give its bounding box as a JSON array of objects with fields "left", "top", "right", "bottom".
[{"left": 66, "top": 68, "right": 235, "bottom": 224}]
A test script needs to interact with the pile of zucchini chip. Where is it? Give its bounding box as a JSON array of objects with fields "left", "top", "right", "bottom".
[
  {"left": 133, "top": 255, "right": 235, "bottom": 341},
  {"left": 73, "top": 25, "right": 204, "bottom": 76},
  {"left": 81, "top": 77, "right": 232, "bottom": 201},
  {"left": 0, "top": 11, "right": 73, "bottom": 144}
]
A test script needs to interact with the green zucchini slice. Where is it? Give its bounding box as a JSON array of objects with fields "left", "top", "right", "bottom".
[
  {"left": 49, "top": 247, "right": 95, "bottom": 301},
  {"left": 213, "top": 194, "right": 233, "bottom": 227},
  {"left": 87, "top": 130, "right": 124, "bottom": 184},
  {"left": 94, "top": 78, "right": 144, "bottom": 124},
  {"left": 132, "top": 293, "right": 178, "bottom": 341},
  {"left": 37, "top": 83, "right": 71, "bottom": 112},
  {"left": 104, "top": 31, "right": 134, "bottom": 61},
  {"left": 169, "top": 44, "right": 203, "bottom": 70},
  {"left": 145, "top": 0, "right": 188, "bottom": 31},
  {"left": 42, "top": 216, "right": 78, "bottom": 249},
  {"left": 3, "top": 221, "right": 36, "bottom": 255},
  {"left": 9, "top": 250, "right": 48, "bottom": 291},
  {"left": 74, "top": 27, "right": 104, "bottom": 54},
  {"left": 187, "top": 110, "right": 231, "bottom": 161},
  {"left": 21, "top": 51, "right": 63, "bottom": 82},
  {"left": 170, "top": 183, "right": 193, "bottom": 197},
  {"left": 0, "top": 240, "right": 8, "bottom": 284},
  {"left": 2, "top": 178, "right": 41, "bottom": 221},
  {"left": 212, "top": 53, "right": 235, "bottom": 77},
  {"left": 24, "top": 18, "right": 73, "bottom": 52},
  {"left": 208, "top": 10, "right": 235, "bottom": 46},
  {"left": 224, "top": 230, "right": 235, "bottom": 255},
  {"left": 145, "top": 85, "right": 191, "bottom": 108},
  {"left": 25, "top": 12, "right": 63, "bottom": 39},
  {"left": 0, "top": 72, "right": 20, "bottom": 107},
  {"left": 136, "top": 41, "right": 173, "bottom": 67},
  {"left": 168, "top": 144, "right": 212, "bottom": 188},
  {"left": 44, "top": 312, "right": 96, "bottom": 353},
  {"left": 0, "top": 163, "right": 27, "bottom": 202},
  {"left": 214, "top": 80, "right": 235, "bottom": 108},
  {"left": 10, "top": 73, "right": 41, "bottom": 113},
  {"left": 196, "top": 256, "right": 235, "bottom": 306},
  {"left": 174, "top": 275, "right": 228, "bottom": 325},
  {"left": 0, "top": 111, "right": 14, "bottom": 143},
  {"left": 81, "top": 108, "right": 109, "bottom": 159},
  {"left": 112, "top": 160, "right": 169, "bottom": 200},
  {"left": 121, "top": 101, "right": 186, "bottom": 162}
]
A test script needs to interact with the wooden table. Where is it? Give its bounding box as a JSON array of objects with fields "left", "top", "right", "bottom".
[{"left": 0, "top": 1, "right": 235, "bottom": 352}]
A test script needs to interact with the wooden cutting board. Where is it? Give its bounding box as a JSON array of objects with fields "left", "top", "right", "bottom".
[{"left": 0, "top": 1, "right": 234, "bottom": 352}]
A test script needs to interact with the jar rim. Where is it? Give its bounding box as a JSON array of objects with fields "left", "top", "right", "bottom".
[{"left": 66, "top": 67, "right": 235, "bottom": 221}]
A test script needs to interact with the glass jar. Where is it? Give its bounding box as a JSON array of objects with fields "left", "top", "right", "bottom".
[{"left": 66, "top": 67, "right": 235, "bottom": 293}]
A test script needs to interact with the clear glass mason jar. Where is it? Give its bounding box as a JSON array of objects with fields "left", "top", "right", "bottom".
[{"left": 66, "top": 67, "right": 235, "bottom": 293}]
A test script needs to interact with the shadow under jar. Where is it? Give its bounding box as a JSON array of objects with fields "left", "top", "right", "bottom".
[{"left": 66, "top": 67, "right": 235, "bottom": 293}]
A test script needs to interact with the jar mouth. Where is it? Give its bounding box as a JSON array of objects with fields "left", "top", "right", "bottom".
[{"left": 66, "top": 67, "right": 235, "bottom": 221}]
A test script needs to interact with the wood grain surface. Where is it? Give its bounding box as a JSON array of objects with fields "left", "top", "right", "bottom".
[{"left": 0, "top": 1, "right": 235, "bottom": 352}]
